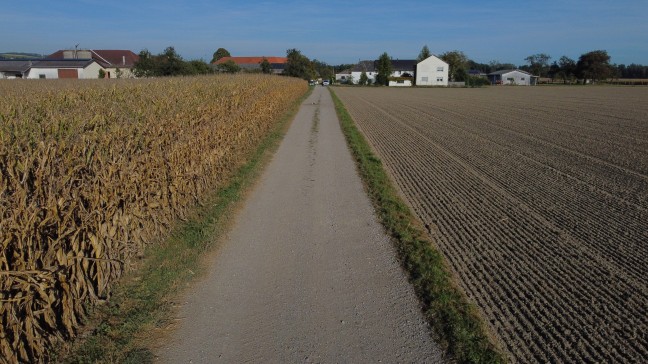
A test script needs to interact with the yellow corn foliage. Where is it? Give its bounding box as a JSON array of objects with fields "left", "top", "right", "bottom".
[{"left": 0, "top": 74, "right": 307, "bottom": 363}]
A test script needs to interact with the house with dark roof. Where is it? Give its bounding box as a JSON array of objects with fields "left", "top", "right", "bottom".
[
  {"left": 350, "top": 60, "right": 377, "bottom": 84},
  {"left": 47, "top": 49, "right": 139, "bottom": 78},
  {"left": 214, "top": 56, "right": 287, "bottom": 74},
  {"left": 348, "top": 57, "right": 446, "bottom": 86},
  {"left": 0, "top": 59, "right": 103, "bottom": 79}
]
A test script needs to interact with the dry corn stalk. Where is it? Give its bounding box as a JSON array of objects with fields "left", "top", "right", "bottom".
[{"left": 0, "top": 74, "right": 307, "bottom": 363}]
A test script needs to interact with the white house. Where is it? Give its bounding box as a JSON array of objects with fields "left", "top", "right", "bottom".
[
  {"left": 487, "top": 69, "right": 536, "bottom": 85},
  {"left": 25, "top": 59, "right": 104, "bottom": 79},
  {"left": 416, "top": 55, "right": 449, "bottom": 86},
  {"left": 0, "top": 59, "right": 104, "bottom": 79},
  {"left": 335, "top": 69, "right": 352, "bottom": 83},
  {"left": 350, "top": 60, "right": 377, "bottom": 84},
  {"left": 48, "top": 49, "right": 139, "bottom": 78}
]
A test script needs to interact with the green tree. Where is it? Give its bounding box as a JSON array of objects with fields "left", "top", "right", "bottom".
[
  {"left": 157, "top": 47, "right": 189, "bottom": 76},
  {"left": 525, "top": 53, "right": 551, "bottom": 77},
  {"left": 133, "top": 49, "right": 155, "bottom": 77},
  {"left": 211, "top": 48, "right": 231, "bottom": 63},
  {"left": 260, "top": 57, "right": 272, "bottom": 74},
  {"left": 417, "top": 45, "right": 432, "bottom": 62},
  {"left": 376, "top": 52, "right": 392, "bottom": 86},
  {"left": 440, "top": 50, "right": 468, "bottom": 81},
  {"left": 284, "top": 48, "right": 314, "bottom": 80},
  {"left": 187, "top": 59, "right": 213, "bottom": 75},
  {"left": 359, "top": 71, "right": 368, "bottom": 85},
  {"left": 557, "top": 56, "right": 576, "bottom": 84},
  {"left": 576, "top": 50, "right": 613, "bottom": 83},
  {"left": 217, "top": 59, "right": 241, "bottom": 73}
]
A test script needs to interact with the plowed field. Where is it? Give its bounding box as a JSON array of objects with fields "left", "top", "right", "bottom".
[{"left": 333, "top": 86, "right": 648, "bottom": 363}]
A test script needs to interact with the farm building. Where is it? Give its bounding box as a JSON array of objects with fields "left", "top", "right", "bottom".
[
  {"left": 487, "top": 69, "right": 537, "bottom": 85},
  {"left": 348, "top": 56, "right": 448, "bottom": 86},
  {"left": 350, "top": 60, "right": 377, "bottom": 84},
  {"left": 0, "top": 59, "right": 104, "bottom": 79},
  {"left": 416, "top": 55, "right": 449, "bottom": 86},
  {"left": 335, "top": 69, "right": 352, "bottom": 83},
  {"left": 48, "top": 49, "right": 139, "bottom": 78},
  {"left": 214, "top": 56, "right": 287, "bottom": 74}
]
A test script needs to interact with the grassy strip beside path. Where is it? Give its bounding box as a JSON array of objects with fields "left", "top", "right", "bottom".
[
  {"left": 329, "top": 88, "right": 506, "bottom": 364},
  {"left": 57, "top": 87, "right": 313, "bottom": 364}
]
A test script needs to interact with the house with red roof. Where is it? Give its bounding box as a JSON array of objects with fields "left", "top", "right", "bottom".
[
  {"left": 47, "top": 49, "right": 139, "bottom": 78},
  {"left": 214, "top": 56, "right": 287, "bottom": 74}
]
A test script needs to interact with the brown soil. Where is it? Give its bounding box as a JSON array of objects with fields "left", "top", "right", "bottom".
[{"left": 333, "top": 86, "right": 648, "bottom": 363}]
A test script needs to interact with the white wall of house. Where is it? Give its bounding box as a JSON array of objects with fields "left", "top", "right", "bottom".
[
  {"left": 350, "top": 71, "right": 376, "bottom": 84},
  {"left": 416, "top": 55, "right": 449, "bottom": 86},
  {"left": 26, "top": 68, "right": 60, "bottom": 79},
  {"left": 500, "top": 70, "right": 531, "bottom": 85},
  {"left": 79, "top": 62, "right": 104, "bottom": 79}
]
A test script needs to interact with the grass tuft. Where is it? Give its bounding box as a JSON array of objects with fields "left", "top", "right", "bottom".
[{"left": 329, "top": 88, "right": 506, "bottom": 364}]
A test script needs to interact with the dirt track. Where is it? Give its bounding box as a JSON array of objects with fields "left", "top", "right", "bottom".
[
  {"left": 333, "top": 86, "right": 648, "bottom": 363},
  {"left": 155, "top": 86, "right": 445, "bottom": 363}
]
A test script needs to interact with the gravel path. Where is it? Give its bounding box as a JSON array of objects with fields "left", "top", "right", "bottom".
[{"left": 156, "top": 86, "right": 445, "bottom": 363}]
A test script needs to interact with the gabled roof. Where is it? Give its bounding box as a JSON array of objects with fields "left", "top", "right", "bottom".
[
  {"left": 390, "top": 59, "right": 417, "bottom": 71},
  {"left": 0, "top": 60, "right": 32, "bottom": 72},
  {"left": 352, "top": 60, "right": 376, "bottom": 72},
  {"left": 215, "top": 56, "right": 288, "bottom": 65},
  {"left": 488, "top": 69, "right": 533, "bottom": 76},
  {"left": 32, "top": 59, "right": 96, "bottom": 68},
  {"left": 47, "top": 50, "right": 138, "bottom": 68}
]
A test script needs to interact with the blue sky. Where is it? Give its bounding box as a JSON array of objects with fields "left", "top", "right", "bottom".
[{"left": 2, "top": 0, "right": 647, "bottom": 66}]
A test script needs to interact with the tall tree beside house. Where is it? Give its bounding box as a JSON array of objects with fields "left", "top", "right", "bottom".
[
  {"left": 133, "top": 49, "right": 156, "bottom": 77},
  {"left": 376, "top": 52, "right": 392, "bottom": 86},
  {"left": 260, "top": 57, "right": 272, "bottom": 74},
  {"left": 284, "top": 48, "right": 315, "bottom": 80},
  {"left": 576, "top": 50, "right": 613, "bottom": 83},
  {"left": 524, "top": 53, "right": 551, "bottom": 77},
  {"left": 417, "top": 45, "right": 432, "bottom": 62},
  {"left": 440, "top": 50, "right": 468, "bottom": 81},
  {"left": 211, "top": 48, "right": 231, "bottom": 63}
]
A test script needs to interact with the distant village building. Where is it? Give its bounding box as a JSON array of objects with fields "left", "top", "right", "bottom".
[
  {"left": 416, "top": 55, "right": 449, "bottom": 86},
  {"left": 48, "top": 49, "right": 139, "bottom": 78},
  {"left": 487, "top": 69, "right": 537, "bottom": 85},
  {"left": 347, "top": 55, "right": 449, "bottom": 87},
  {"left": 214, "top": 56, "right": 287, "bottom": 74},
  {"left": 0, "top": 59, "right": 103, "bottom": 79},
  {"left": 350, "top": 60, "right": 377, "bottom": 84}
]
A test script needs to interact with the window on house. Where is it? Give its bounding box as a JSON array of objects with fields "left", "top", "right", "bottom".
[
  {"left": 397, "top": 80, "right": 404, "bottom": 84},
  {"left": 39, "top": 74, "right": 46, "bottom": 79},
  {"left": 521, "top": 77, "right": 525, "bottom": 80},
  {"left": 437, "top": 77, "right": 443, "bottom": 82},
  {"left": 507, "top": 78, "right": 514, "bottom": 81},
  {"left": 437, "top": 67, "right": 444, "bottom": 72},
  {"left": 421, "top": 77, "right": 428, "bottom": 82}
]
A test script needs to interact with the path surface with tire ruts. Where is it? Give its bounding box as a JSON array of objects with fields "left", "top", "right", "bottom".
[{"left": 155, "top": 86, "right": 445, "bottom": 363}]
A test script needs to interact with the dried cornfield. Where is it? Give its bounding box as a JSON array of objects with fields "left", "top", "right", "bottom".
[{"left": 0, "top": 75, "right": 307, "bottom": 363}]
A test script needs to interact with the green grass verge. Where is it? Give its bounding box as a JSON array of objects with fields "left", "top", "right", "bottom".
[
  {"left": 56, "top": 87, "right": 312, "bottom": 364},
  {"left": 329, "top": 88, "right": 506, "bottom": 364}
]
